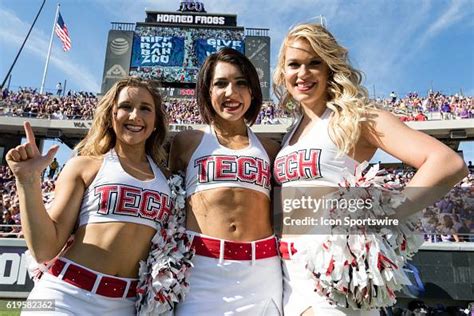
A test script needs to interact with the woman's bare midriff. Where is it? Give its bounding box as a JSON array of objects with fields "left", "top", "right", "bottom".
[
  {"left": 187, "top": 187, "right": 273, "bottom": 241},
  {"left": 63, "top": 222, "right": 156, "bottom": 278}
]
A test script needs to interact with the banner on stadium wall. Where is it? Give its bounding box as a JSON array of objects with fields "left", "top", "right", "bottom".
[
  {"left": 0, "top": 241, "right": 33, "bottom": 297},
  {"left": 131, "top": 35, "right": 185, "bottom": 67},
  {"left": 145, "top": 11, "right": 237, "bottom": 27},
  {"left": 194, "top": 38, "right": 244, "bottom": 65},
  {"left": 245, "top": 36, "right": 271, "bottom": 100},
  {"left": 101, "top": 30, "right": 134, "bottom": 94}
]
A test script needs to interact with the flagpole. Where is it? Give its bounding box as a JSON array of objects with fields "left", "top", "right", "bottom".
[{"left": 40, "top": 3, "right": 60, "bottom": 94}]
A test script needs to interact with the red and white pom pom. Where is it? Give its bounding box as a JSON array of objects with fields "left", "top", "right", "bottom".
[
  {"left": 294, "top": 163, "right": 424, "bottom": 309},
  {"left": 136, "top": 173, "right": 195, "bottom": 316}
]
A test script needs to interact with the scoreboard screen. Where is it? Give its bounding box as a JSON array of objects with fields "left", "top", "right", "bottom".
[{"left": 130, "top": 25, "right": 244, "bottom": 83}]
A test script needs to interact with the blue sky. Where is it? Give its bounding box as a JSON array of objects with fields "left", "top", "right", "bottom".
[
  {"left": 2, "top": 0, "right": 474, "bottom": 166},
  {"left": 1, "top": 0, "right": 473, "bottom": 97}
]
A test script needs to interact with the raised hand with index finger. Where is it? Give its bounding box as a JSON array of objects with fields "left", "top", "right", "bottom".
[{"left": 6, "top": 121, "right": 60, "bottom": 182}]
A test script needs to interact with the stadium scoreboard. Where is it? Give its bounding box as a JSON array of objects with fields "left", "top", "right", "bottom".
[
  {"left": 147, "top": 12, "right": 237, "bottom": 27},
  {"left": 101, "top": 0, "right": 271, "bottom": 99}
]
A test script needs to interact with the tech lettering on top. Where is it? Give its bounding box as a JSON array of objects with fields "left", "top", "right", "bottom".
[
  {"left": 274, "top": 149, "right": 322, "bottom": 183},
  {"left": 195, "top": 155, "right": 271, "bottom": 189},
  {"left": 94, "top": 184, "right": 172, "bottom": 222}
]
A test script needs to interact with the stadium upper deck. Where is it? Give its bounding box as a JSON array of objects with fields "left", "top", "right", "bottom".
[{"left": 1, "top": 87, "right": 473, "bottom": 142}]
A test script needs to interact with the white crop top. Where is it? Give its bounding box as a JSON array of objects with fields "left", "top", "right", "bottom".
[
  {"left": 274, "top": 108, "right": 358, "bottom": 187},
  {"left": 78, "top": 149, "right": 172, "bottom": 230},
  {"left": 186, "top": 125, "right": 271, "bottom": 198}
]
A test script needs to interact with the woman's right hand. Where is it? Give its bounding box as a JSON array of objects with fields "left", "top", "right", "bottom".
[{"left": 5, "top": 122, "right": 59, "bottom": 182}]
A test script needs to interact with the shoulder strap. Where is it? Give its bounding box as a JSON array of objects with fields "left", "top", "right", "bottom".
[{"left": 281, "top": 116, "right": 302, "bottom": 146}]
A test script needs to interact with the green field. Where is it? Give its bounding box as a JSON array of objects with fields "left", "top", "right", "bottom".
[{"left": 0, "top": 299, "right": 23, "bottom": 316}]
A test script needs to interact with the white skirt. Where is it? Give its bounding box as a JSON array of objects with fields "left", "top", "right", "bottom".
[
  {"left": 22, "top": 272, "right": 136, "bottom": 316},
  {"left": 175, "top": 234, "right": 283, "bottom": 316}
]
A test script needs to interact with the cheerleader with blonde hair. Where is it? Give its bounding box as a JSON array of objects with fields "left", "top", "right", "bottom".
[
  {"left": 273, "top": 23, "right": 467, "bottom": 315},
  {"left": 7, "top": 77, "right": 178, "bottom": 315}
]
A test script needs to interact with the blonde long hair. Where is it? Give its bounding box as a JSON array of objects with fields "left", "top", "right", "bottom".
[
  {"left": 75, "top": 77, "right": 168, "bottom": 163},
  {"left": 273, "top": 23, "right": 374, "bottom": 156}
]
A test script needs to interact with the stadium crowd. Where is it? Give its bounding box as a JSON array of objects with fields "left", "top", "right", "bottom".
[
  {"left": 1, "top": 87, "right": 472, "bottom": 123},
  {"left": 380, "top": 91, "right": 473, "bottom": 120},
  {"left": 0, "top": 87, "right": 288, "bottom": 124},
  {"left": 165, "top": 98, "right": 288, "bottom": 124},
  {"left": 0, "top": 163, "right": 57, "bottom": 238},
  {"left": 382, "top": 165, "right": 474, "bottom": 242},
  {"left": 0, "top": 87, "right": 97, "bottom": 120}
]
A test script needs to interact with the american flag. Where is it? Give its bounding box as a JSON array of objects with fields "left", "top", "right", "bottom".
[{"left": 55, "top": 12, "right": 71, "bottom": 51}]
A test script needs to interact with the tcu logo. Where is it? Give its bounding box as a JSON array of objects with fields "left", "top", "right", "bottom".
[
  {"left": 178, "top": 0, "right": 206, "bottom": 12},
  {"left": 274, "top": 149, "right": 322, "bottom": 183},
  {"left": 195, "top": 155, "right": 270, "bottom": 189},
  {"left": 95, "top": 184, "right": 172, "bottom": 222}
]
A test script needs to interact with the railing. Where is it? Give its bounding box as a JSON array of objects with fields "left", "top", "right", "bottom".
[
  {"left": 245, "top": 28, "right": 269, "bottom": 37},
  {"left": 0, "top": 225, "right": 22, "bottom": 238},
  {"left": 0, "top": 110, "right": 90, "bottom": 121},
  {"left": 110, "top": 22, "right": 135, "bottom": 31},
  {"left": 2, "top": 106, "right": 473, "bottom": 122}
]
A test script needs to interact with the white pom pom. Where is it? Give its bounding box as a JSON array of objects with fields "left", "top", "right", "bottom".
[
  {"left": 292, "top": 163, "right": 424, "bottom": 309},
  {"left": 136, "top": 173, "right": 195, "bottom": 315}
]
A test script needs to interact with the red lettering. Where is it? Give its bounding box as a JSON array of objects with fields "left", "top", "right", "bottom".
[
  {"left": 116, "top": 186, "right": 141, "bottom": 216},
  {"left": 139, "top": 190, "right": 161, "bottom": 220},
  {"left": 298, "top": 149, "right": 320, "bottom": 179},
  {"left": 158, "top": 194, "right": 172, "bottom": 222},
  {"left": 237, "top": 156, "right": 257, "bottom": 182},
  {"left": 274, "top": 157, "right": 286, "bottom": 183},
  {"left": 94, "top": 184, "right": 172, "bottom": 224},
  {"left": 215, "top": 156, "right": 237, "bottom": 180},
  {"left": 195, "top": 154, "right": 270, "bottom": 189},
  {"left": 275, "top": 149, "right": 322, "bottom": 184},
  {"left": 179, "top": 89, "right": 195, "bottom": 96},
  {"left": 95, "top": 185, "right": 118, "bottom": 214},
  {"left": 255, "top": 158, "right": 270, "bottom": 189},
  {"left": 285, "top": 152, "right": 298, "bottom": 181},
  {"left": 195, "top": 156, "right": 214, "bottom": 182}
]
